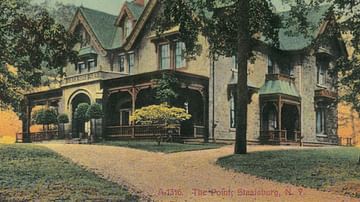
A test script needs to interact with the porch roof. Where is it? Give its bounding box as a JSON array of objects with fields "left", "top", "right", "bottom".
[{"left": 259, "top": 79, "right": 300, "bottom": 98}]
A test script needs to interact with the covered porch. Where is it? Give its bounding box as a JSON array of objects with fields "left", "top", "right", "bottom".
[
  {"left": 103, "top": 70, "right": 209, "bottom": 140},
  {"left": 259, "top": 74, "right": 302, "bottom": 144}
]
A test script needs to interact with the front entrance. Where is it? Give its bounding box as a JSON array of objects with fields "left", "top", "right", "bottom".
[
  {"left": 71, "top": 93, "right": 91, "bottom": 138},
  {"left": 281, "top": 104, "right": 300, "bottom": 141}
]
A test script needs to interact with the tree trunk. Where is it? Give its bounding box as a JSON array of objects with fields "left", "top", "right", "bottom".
[{"left": 235, "top": 0, "right": 251, "bottom": 154}]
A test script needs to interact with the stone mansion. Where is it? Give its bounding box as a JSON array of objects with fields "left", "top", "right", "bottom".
[{"left": 21, "top": 0, "right": 347, "bottom": 145}]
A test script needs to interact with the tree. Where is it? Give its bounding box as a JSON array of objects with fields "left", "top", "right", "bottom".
[
  {"left": 131, "top": 104, "right": 191, "bottom": 145},
  {"left": 57, "top": 113, "right": 69, "bottom": 139},
  {"left": 74, "top": 103, "right": 90, "bottom": 139},
  {"left": 33, "top": 108, "right": 57, "bottom": 137},
  {"left": 0, "top": 0, "right": 77, "bottom": 111},
  {"left": 152, "top": 73, "right": 180, "bottom": 104},
  {"left": 86, "top": 103, "right": 104, "bottom": 142},
  {"left": 155, "top": 0, "right": 281, "bottom": 154}
]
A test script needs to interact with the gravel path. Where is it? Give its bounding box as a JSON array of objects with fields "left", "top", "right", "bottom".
[{"left": 43, "top": 144, "right": 357, "bottom": 202}]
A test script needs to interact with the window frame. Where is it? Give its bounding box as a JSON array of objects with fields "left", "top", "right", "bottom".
[
  {"left": 159, "top": 43, "right": 171, "bottom": 70},
  {"left": 119, "top": 54, "right": 126, "bottom": 73},
  {"left": 127, "top": 52, "right": 135, "bottom": 74},
  {"left": 316, "top": 107, "right": 326, "bottom": 135},
  {"left": 87, "top": 58, "right": 97, "bottom": 72},
  {"left": 77, "top": 62, "right": 86, "bottom": 74},
  {"left": 175, "top": 41, "right": 186, "bottom": 69}
]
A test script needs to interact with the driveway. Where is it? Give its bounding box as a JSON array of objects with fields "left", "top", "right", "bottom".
[{"left": 43, "top": 144, "right": 357, "bottom": 202}]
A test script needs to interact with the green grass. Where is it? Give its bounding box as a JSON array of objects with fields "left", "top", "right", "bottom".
[
  {"left": 217, "top": 147, "right": 360, "bottom": 198},
  {"left": 96, "top": 140, "right": 224, "bottom": 153},
  {"left": 0, "top": 144, "right": 139, "bottom": 201}
]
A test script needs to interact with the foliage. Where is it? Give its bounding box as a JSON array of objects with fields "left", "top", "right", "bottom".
[
  {"left": 74, "top": 103, "right": 90, "bottom": 123},
  {"left": 131, "top": 103, "right": 191, "bottom": 125},
  {"left": 155, "top": 0, "right": 360, "bottom": 153},
  {"left": 152, "top": 73, "right": 179, "bottom": 104},
  {"left": 218, "top": 148, "right": 360, "bottom": 198},
  {"left": 57, "top": 113, "right": 69, "bottom": 124},
  {"left": 33, "top": 108, "right": 57, "bottom": 126},
  {"left": 96, "top": 141, "right": 224, "bottom": 153},
  {"left": 86, "top": 103, "right": 104, "bottom": 120},
  {"left": 0, "top": 144, "right": 138, "bottom": 201},
  {"left": 0, "top": 0, "right": 78, "bottom": 111}
]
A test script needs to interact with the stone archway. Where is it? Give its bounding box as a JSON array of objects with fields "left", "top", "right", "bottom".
[{"left": 70, "top": 93, "right": 91, "bottom": 138}]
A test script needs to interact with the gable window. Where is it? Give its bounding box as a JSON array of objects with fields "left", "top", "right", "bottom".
[
  {"left": 317, "top": 60, "right": 327, "bottom": 85},
  {"left": 119, "top": 55, "right": 126, "bottom": 72},
  {"left": 316, "top": 107, "right": 326, "bottom": 134},
  {"left": 160, "top": 44, "right": 171, "bottom": 69},
  {"left": 124, "top": 19, "right": 132, "bottom": 38},
  {"left": 268, "top": 57, "right": 275, "bottom": 74},
  {"left": 128, "top": 53, "right": 135, "bottom": 74},
  {"left": 87, "top": 59, "right": 97, "bottom": 72},
  {"left": 230, "top": 90, "right": 236, "bottom": 128},
  {"left": 175, "top": 42, "right": 186, "bottom": 68}
]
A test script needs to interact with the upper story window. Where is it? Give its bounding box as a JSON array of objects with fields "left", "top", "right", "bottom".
[
  {"left": 317, "top": 60, "right": 327, "bottom": 85},
  {"left": 128, "top": 53, "right": 135, "bottom": 74},
  {"left": 124, "top": 19, "right": 132, "bottom": 38},
  {"left": 77, "top": 62, "right": 86, "bottom": 73},
  {"left": 232, "top": 55, "right": 238, "bottom": 70},
  {"left": 268, "top": 57, "right": 275, "bottom": 74},
  {"left": 160, "top": 44, "right": 171, "bottom": 70},
  {"left": 76, "top": 57, "right": 97, "bottom": 74},
  {"left": 117, "top": 52, "right": 135, "bottom": 74},
  {"left": 119, "top": 55, "right": 126, "bottom": 73},
  {"left": 175, "top": 42, "right": 186, "bottom": 68}
]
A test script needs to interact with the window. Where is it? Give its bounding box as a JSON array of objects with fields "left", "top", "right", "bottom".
[
  {"left": 125, "top": 19, "right": 132, "bottom": 38},
  {"left": 119, "top": 55, "right": 125, "bottom": 72},
  {"left": 268, "top": 57, "right": 275, "bottom": 74},
  {"left": 87, "top": 59, "right": 97, "bottom": 72},
  {"left": 230, "top": 90, "right": 236, "bottom": 128},
  {"left": 232, "top": 55, "right": 238, "bottom": 70},
  {"left": 77, "top": 62, "right": 86, "bottom": 73},
  {"left": 160, "top": 44, "right": 170, "bottom": 69},
  {"left": 316, "top": 107, "right": 326, "bottom": 134},
  {"left": 268, "top": 109, "right": 277, "bottom": 130},
  {"left": 175, "top": 42, "right": 186, "bottom": 68},
  {"left": 317, "top": 60, "right": 327, "bottom": 85},
  {"left": 128, "top": 53, "right": 135, "bottom": 74}
]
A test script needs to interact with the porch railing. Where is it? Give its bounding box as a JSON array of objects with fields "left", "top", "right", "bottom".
[
  {"left": 194, "top": 125, "right": 205, "bottom": 138},
  {"left": 16, "top": 130, "right": 59, "bottom": 143},
  {"left": 260, "top": 130, "right": 302, "bottom": 143},
  {"left": 106, "top": 125, "right": 181, "bottom": 139}
]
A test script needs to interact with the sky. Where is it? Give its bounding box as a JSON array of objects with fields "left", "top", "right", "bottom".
[
  {"left": 33, "top": 0, "right": 127, "bottom": 15},
  {"left": 32, "top": 0, "right": 289, "bottom": 15}
]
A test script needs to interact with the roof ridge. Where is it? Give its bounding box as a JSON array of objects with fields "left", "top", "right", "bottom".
[{"left": 79, "top": 6, "right": 117, "bottom": 18}]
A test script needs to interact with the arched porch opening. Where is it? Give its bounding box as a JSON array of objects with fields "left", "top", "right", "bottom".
[{"left": 70, "top": 93, "right": 91, "bottom": 138}]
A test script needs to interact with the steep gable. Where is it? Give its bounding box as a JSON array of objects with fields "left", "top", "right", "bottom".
[{"left": 69, "top": 7, "right": 121, "bottom": 52}]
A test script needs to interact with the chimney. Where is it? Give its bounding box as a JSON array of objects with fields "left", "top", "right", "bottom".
[{"left": 134, "top": 0, "right": 145, "bottom": 6}]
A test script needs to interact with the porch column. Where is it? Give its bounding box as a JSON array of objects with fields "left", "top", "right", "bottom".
[
  {"left": 129, "top": 87, "right": 139, "bottom": 138},
  {"left": 199, "top": 88, "right": 209, "bottom": 143},
  {"left": 278, "top": 96, "right": 282, "bottom": 141}
]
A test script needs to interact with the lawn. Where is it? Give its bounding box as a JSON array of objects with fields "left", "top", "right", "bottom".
[
  {"left": 217, "top": 147, "right": 360, "bottom": 198},
  {"left": 96, "top": 140, "right": 224, "bottom": 153},
  {"left": 0, "top": 144, "right": 139, "bottom": 201}
]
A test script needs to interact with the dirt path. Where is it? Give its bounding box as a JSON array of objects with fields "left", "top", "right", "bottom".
[{"left": 43, "top": 144, "right": 357, "bottom": 202}]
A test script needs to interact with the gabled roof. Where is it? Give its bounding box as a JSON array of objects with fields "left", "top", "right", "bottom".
[
  {"left": 276, "top": 5, "right": 332, "bottom": 51},
  {"left": 78, "top": 7, "right": 121, "bottom": 49},
  {"left": 126, "top": 1, "right": 146, "bottom": 20}
]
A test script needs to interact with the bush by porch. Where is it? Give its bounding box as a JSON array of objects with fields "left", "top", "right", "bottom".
[{"left": 217, "top": 147, "right": 360, "bottom": 198}]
